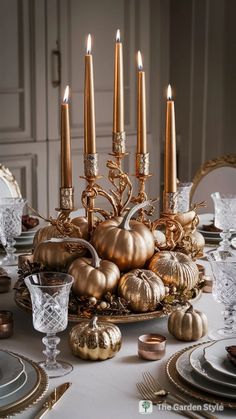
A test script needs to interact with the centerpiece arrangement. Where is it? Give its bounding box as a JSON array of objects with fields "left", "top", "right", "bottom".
[{"left": 15, "top": 31, "right": 205, "bottom": 323}]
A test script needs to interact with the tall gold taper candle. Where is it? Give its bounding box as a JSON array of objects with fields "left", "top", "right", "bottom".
[
  {"left": 164, "top": 84, "right": 177, "bottom": 193},
  {"left": 61, "top": 85, "right": 72, "bottom": 188},
  {"left": 84, "top": 34, "right": 96, "bottom": 154},
  {"left": 113, "top": 29, "right": 124, "bottom": 138},
  {"left": 137, "top": 51, "right": 147, "bottom": 154}
]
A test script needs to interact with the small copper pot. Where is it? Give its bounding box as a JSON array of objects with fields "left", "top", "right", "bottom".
[
  {"left": 138, "top": 334, "right": 166, "bottom": 360},
  {"left": 0, "top": 310, "right": 13, "bottom": 338}
]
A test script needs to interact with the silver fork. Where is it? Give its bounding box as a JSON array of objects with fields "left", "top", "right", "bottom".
[
  {"left": 137, "top": 381, "right": 200, "bottom": 419},
  {"left": 142, "top": 372, "right": 218, "bottom": 419}
]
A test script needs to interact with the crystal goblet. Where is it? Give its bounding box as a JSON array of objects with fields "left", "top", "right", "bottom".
[
  {"left": 207, "top": 250, "right": 236, "bottom": 339},
  {"left": 0, "top": 197, "right": 26, "bottom": 265},
  {"left": 25, "top": 272, "right": 74, "bottom": 378},
  {"left": 176, "top": 182, "right": 193, "bottom": 213},
  {"left": 211, "top": 192, "right": 236, "bottom": 251}
]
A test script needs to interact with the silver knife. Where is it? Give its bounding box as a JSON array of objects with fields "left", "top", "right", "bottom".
[{"left": 34, "top": 382, "right": 72, "bottom": 419}]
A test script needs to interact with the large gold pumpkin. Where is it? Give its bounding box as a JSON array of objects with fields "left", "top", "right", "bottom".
[
  {"left": 69, "top": 316, "right": 122, "bottom": 361},
  {"left": 33, "top": 237, "right": 86, "bottom": 270},
  {"left": 33, "top": 216, "right": 89, "bottom": 247},
  {"left": 68, "top": 239, "right": 120, "bottom": 299},
  {"left": 168, "top": 304, "right": 208, "bottom": 341},
  {"left": 148, "top": 251, "right": 199, "bottom": 290},
  {"left": 118, "top": 269, "right": 165, "bottom": 313},
  {"left": 91, "top": 202, "right": 155, "bottom": 272}
]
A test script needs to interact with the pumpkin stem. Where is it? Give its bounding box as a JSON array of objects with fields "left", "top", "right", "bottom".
[
  {"left": 186, "top": 304, "right": 193, "bottom": 313},
  {"left": 41, "top": 238, "right": 101, "bottom": 268},
  {"left": 118, "top": 201, "right": 151, "bottom": 230},
  {"left": 89, "top": 316, "right": 98, "bottom": 329}
]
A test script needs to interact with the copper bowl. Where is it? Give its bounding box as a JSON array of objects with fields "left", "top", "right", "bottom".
[
  {"left": 0, "top": 310, "right": 13, "bottom": 338},
  {"left": 138, "top": 334, "right": 166, "bottom": 360}
]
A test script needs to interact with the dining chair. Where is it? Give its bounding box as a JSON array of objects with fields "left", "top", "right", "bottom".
[
  {"left": 190, "top": 155, "right": 236, "bottom": 213},
  {"left": 0, "top": 164, "right": 21, "bottom": 198}
]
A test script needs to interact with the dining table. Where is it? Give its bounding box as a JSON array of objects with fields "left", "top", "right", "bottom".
[{"left": 0, "top": 255, "right": 236, "bottom": 419}]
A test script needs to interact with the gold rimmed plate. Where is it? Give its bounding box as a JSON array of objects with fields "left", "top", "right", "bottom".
[
  {"left": 0, "top": 351, "right": 48, "bottom": 418},
  {"left": 166, "top": 342, "right": 236, "bottom": 409}
]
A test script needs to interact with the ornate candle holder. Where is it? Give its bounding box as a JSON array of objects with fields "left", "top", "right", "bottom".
[
  {"left": 110, "top": 131, "right": 128, "bottom": 169},
  {"left": 82, "top": 153, "right": 100, "bottom": 234},
  {"left": 58, "top": 187, "right": 74, "bottom": 211},
  {"left": 132, "top": 152, "right": 154, "bottom": 223},
  {"left": 163, "top": 191, "right": 178, "bottom": 214}
]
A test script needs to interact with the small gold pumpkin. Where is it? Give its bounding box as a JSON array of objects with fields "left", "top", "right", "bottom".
[
  {"left": 33, "top": 237, "right": 86, "bottom": 270},
  {"left": 149, "top": 251, "right": 199, "bottom": 290},
  {"left": 189, "top": 230, "right": 205, "bottom": 252},
  {"left": 174, "top": 210, "right": 197, "bottom": 234},
  {"left": 92, "top": 201, "right": 155, "bottom": 272},
  {"left": 68, "top": 239, "right": 120, "bottom": 299},
  {"left": 168, "top": 304, "right": 208, "bottom": 341},
  {"left": 118, "top": 269, "right": 165, "bottom": 313},
  {"left": 69, "top": 316, "right": 122, "bottom": 361},
  {"left": 33, "top": 216, "right": 89, "bottom": 247}
]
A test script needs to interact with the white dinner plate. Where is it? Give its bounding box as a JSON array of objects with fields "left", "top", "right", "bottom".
[
  {"left": 0, "top": 372, "right": 27, "bottom": 400},
  {"left": 190, "top": 345, "right": 236, "bottom": 389},
  {"left": 176, "top": 347, "right": 236, "bottom": 399},
  {"left": 204, "top": 339, "right": 236, "bottom": 378},
  {"left": 0, "top": 351, "right": 24, "bottom": 388}
]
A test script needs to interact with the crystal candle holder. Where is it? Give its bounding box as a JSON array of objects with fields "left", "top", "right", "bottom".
[{"left": 177, "top": 182, "right": 193, "bottom": 213}]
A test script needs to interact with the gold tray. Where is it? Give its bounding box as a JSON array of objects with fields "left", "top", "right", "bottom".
[
  {"left": 166, "top": 342, "right": 236, "bottom": 409},
  {"left": 14, "top": 289, "right": 202, "bottom": 324},
  {"left": 0, "top": 351, "right": 48, "bottom": 418}
]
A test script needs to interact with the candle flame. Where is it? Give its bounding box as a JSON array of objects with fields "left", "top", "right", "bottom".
[
  {"left": 87, "top": 34, "right": 92, "bottom": 54},
  {"left": 63, "top": 85, "right": 69, "bottom": 103},
  {"left": 116, "top": 29, "right": 120, "bottom": 42},
  {"left": 167, "top": 84, "right": 172, "bottom": 100},
  {"left": 137, "top": 51, "right": 143, "bottom": 70}
]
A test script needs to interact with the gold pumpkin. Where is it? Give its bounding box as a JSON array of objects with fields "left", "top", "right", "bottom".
[
  {"left": 118, "top": 269, "right": 165, "bottom": 313},
  {"left": 168, "top": 304, "right": 208, "bottom": 341},
  {"left": 174, "top": 210, "right": 197, "bottom": 235},
  {"left": 189, "top": 230, "right": 205, "bottom": 252},
  {"left": 69, "top": 316, "right": 122, "bottom": 361},
  {"left": 149, "top": 251, "right": 199, "bottom": 290},
  {"left": 68, "top": 239, "right": 120, "bottom": 299},
  {"left": 33, "top": 216, "right": 89, "bottom": 247},
  {"left": 92, "top": 201, "right": 155, "bottom": 272},
  {"left": 33, "top": 237, "right": 86, "bottom": 270}
]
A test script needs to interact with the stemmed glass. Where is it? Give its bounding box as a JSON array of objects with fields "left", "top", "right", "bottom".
[
  {"left": 0, "top": 197, "right": 26, "bottom": 265},
  {"left": 25, "top": 272, "right": 74, "bottom": 378},
  {"left": 207, "top": 250, "right": 236, "bottom": 340},
  {"left": 211, "top": 192, "right": 236, "bottom": 251}
]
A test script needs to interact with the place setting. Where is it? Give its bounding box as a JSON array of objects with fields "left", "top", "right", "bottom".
[
  {"left": 0, "top": 349, "right": 48, "bottom": 417},
  {"left": 166, "top": 338, "right": 236, "bottom": 409}
]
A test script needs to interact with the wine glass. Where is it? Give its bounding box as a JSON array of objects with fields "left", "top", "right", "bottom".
[
  {"left": 207, "top": 250, "right": 236, "bottom": 339},
  {"left": 211, "top": 192, "right": 236, "bottom": 251},
  {"left": 0, "top": 197, "right": 26, "bottom": 265},
  {"left": 25, "top": 272, "right": 74, "bottom": 378}
]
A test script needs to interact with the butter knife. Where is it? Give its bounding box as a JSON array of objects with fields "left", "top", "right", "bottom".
[{"left": 34, "top": 382, "right": 72, "bottom": 419}]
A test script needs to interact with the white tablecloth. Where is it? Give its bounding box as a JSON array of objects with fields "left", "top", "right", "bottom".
[{"left": 0, "top": 261, "right": 236, "bottom": 419}]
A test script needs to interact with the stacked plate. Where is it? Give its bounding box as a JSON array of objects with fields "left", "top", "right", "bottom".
[
  {"left": 0, "top": 350, "right": 48, "bottom": 416},
  {"left": 197, "top": 213, "right": 221, "bottom": 244},
  {"left": 167, "top": 339, "right": 236, "bottom": 407},
  {"left": 15, "top": 219, "right": 46, "bottom": 249}
]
